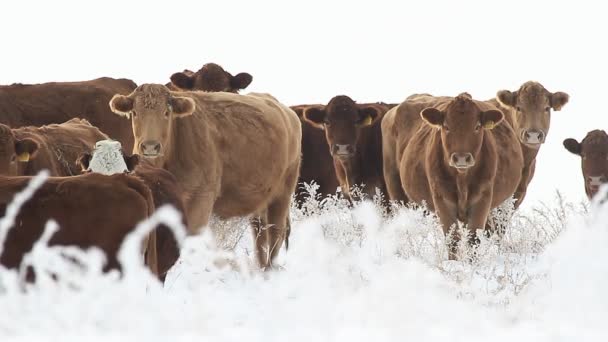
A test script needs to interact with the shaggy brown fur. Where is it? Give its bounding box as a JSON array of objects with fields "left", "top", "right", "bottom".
[
  {"left": 169, "top": 63, "right": 252, "bottom": 93},
  {"left": 302, "top": 96, "right": 394, "bottom": 203},
  {"left": 0, "top": 173, "right": 155, "bottom": 276},
  {"left": 563, "top": 130, "right": 608, "bottom": 200},
  {"left": 0, "top": 119, "right": 109, "bottom": 176},
  {"left": 0, "top": 77, "right": 136, "bottom": 150},
  {"left": 109, "top": 84, "right": 301, "bottom": 269},
  {"left": 488, "top": 81, "right": 569, "bottom": 207},
  {"left": 383, "top": 93, "right": 523, "bottom": 259}
]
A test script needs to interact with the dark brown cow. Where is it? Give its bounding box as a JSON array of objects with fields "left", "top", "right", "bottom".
[
  {"left": 108, "top": 84, "right": 301, "bottom": 269},
  {"left": 302, "top": 96, "right": 393, "bottom": 202},
  {"left": 0, "top": 172, "right": 156, "bottom": 276},
  {"left": 290, "top": 104, "right": 339, "bottom": 204},
  {"left": 0, "top": 118, "right": 108, "bottom": 177},
  {"left": 169, "top": 63, "right": 253, "bottom": 93},
  {"left": 386, "top": 93, "right": 523, "bottom": 258},
  {"left": 488, "top": 81, "right": 569, "bottom": 207},
  {"left": 78, "top": 140, "right": 187, "bottom": 282},
  {"left": 563, "top": 130, "right": 608, "bottom": 200},
  {"left": 0, "top": 77, "right": 136, "bottom": 150}
]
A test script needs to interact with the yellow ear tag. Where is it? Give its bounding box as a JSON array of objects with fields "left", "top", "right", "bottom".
[
  {"left": 17, "top": 152, "right": 30, "bottom": 162},
  {"left": 484, "top": 121, "right": 496, "bottom": 129},
  {"left": 361, "top": 115, "right": 373, "bottom": 126}
]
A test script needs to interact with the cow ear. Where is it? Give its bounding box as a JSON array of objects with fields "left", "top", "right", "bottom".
[
  {"left": 124, "top": 154, "right": 141, "bottom": 171},
  {"left": 76, "top": 153, "right": 92, "bottom": 172},
  {"left": 109, "top": 95, "right": 134, "bottom": 118},
  {"left": 480, "top": 110, "right": 504, "bottom": 130},
  {"left": 420, "top": 108, "right": 445, "bottom": 127},
  {"left": 357, "top": 106, "right": 381, "bottom": 127},
  {"left": 303, "top": 107, "right": 327, "bottom": 129},
  {"left": 551, "top": 92, "right": 569, "bottom": 111},
  {"left": 14, "top": 138, "right": 39, "bottom": 162},
  {"left": 496, "top": 90, "right": 517, "bottom": 108},
  {"left": 230, "top": 72, "right": 253, "bottom": 90},
  {"left": 170, "top": 96, "right": 195, "bottom": 117},
  {"left": 170, "top": 72, "right": 195, "bottom": 90},
  {"left": 563, "top": 138, "right": 581, "bottom": 155}
]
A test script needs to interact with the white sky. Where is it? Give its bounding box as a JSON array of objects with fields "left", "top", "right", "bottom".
[{"left": 1, "top": 0, "right": 605, "bottom": 208}]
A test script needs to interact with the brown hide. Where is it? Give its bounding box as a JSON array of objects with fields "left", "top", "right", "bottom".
[
  {"left": 0, "top": 119, "right": 108, "bottom": 177},
  {"left": 0, "top": 77, "right": 136, "bottom": 150},
  {"left": 0, "top": 173, "right": 155, "bottom": 275}
]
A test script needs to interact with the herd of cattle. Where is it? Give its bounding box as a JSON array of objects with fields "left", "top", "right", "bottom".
[{"left": 0, "top": 62, "right": 606, "bottom": 282}]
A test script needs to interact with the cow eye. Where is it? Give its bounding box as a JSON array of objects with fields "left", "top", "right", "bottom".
[
  {"left": 131, "top": 111, "right": 137, "bottom": 118},
  {"left": 324, "top": 120, "right": 331, "bottom": 127},
  {"left": 545, "top": 106, "right": 551, "bottom": 112},
  {"left": 443, "top": 125, "right": 450, "bottom": 133},
  {"left": 475, "top": 123, "right": 481, "bottom": 132},
  {"left": 164, "top": 110, "right": 170, "bottom": 118},
  {"left": 10, "top": 155, "right": 16, "bottom": 162},
  {"left": 516, "top": 106, "right": 522, "bottom": 112}
]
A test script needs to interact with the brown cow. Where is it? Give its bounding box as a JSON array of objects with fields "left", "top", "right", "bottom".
[
  {"left": 290, "top": 104, "right": 339, "bottom": 204},
  {"left": 563, "top": 130, "right": 608, "bottom": 200},
  {"left": 0, "top": 172, "right": 156, "bottom": 276},
  {"left": 488, "top": 81, "right": 569, "bottom": 207},
  {"left": 108, "top": 84, "right": 301, "bottom": 269},
  {"left": 0, "top": 118, "right": 108, "bottom": 177},
  {"left": 168, "top": 63, "right": 253, "bottom": 93},
  {"left": 387, "top": 93, "right": 523, "bottom": 258},
  {"left": 77, "top": 140, "right": 187, "bottom": 282},
  {"left": 0, "top": 77, "right": 136, "bottom": 150},
  {"left": 302, "top": 96, "right": 393, "bottom": 202}
]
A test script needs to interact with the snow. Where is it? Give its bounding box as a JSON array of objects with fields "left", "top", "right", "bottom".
[{"left": 1, "top": 178, "right": 606, "bottom": 340}]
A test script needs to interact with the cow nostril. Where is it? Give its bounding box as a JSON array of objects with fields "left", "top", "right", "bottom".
[
  {"left": 154, "top": 143, "right": 161, "bottom": 152},
  {"left": 465, "top": 155, "right": 472, "bottom": 163}
]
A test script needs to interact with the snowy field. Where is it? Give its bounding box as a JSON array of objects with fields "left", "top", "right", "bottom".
[{"left": 1, "top": 175, "right": 607, "bottom": 340}]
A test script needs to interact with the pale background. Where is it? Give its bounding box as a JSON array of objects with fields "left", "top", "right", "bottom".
[{"left": 1, "top": 0, "right": 604, "bottom": 208}]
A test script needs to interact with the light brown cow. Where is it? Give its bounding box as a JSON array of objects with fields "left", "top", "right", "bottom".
[
  {"left": 302, "top": 96, "right": 392, "bottom": 202},
  {"left": 0, "top": 77, "right": 136, "bottom": 150},
  {"left": 563, "top": 130, "right": 608, "bottom": 200},
  {"left": 169, "top": 63, "right": 253, "bottom": 93},
  {"left": 0, "top": 118, "right": 108, "bottom": 177},
  {"left": 108, "top": 84, "right": 301, "bottom": 269},
  {"left": 488, "top": 81, "right": 569, "bottom": 207},
  {"left": 0, "top": 172, "right": 156, "bottom": 277},
  {"left": 385, "top": 93, "right": 523, "bottom": 258}
]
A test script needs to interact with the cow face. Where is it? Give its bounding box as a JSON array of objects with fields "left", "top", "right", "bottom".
[
  {"left": 170, "top": 63, "right": 253, "bottom": 93},
  {"left": 497, "top": 81, "right": 569, "bottom": 148},
  {"left": 77, "top": 140, "right": 133, "bottom": 175},
  {"left": 109, "top": 84, "right": 195, "bottom": 163},
  {"left": 421, "top": 93, "right": 503, "bottom": 172},
  {"left": 0, "top": 124, "right": 39, "bottom": 176},
  {"left": 563, "top": 130, "right": 608, "bottom": 199},
  {"left": 303, "top": 96, "right": 380, "bottom": 160}
]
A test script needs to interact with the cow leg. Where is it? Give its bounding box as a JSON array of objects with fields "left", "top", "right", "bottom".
[
  {"left": 514, "top": 160, "right": 536, "bottom": 209},
  {"left": 265, "top": 195, "right": 291, "bottom": 268},
  {"left": 467, "top": 192, "right": 493, "bottom": 251},
  {"left": 433, "top": 197, "right": 458, "bottom": 260},
  {"left": 383, "top": 134, "right": 408, "bottom": 204},
  {"left": 187, "top": 192, "right": 216, "bottom": 234},
  {"left": 251, "top": 212, "right": 270, "bottom": 268}
]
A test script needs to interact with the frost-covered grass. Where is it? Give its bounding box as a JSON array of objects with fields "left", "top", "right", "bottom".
[{"left": 0, "top": 178, "right": 606, "bottom": 340}]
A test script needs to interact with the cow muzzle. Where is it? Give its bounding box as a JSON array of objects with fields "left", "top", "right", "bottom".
[
  {"left": 331, "top": 144, "right": 356, "bottom": 159},
  {"left": 587, "top": 176, "right": 607, "bottom": 193},
  {"left": 449, "top": 153, "right": 475, "bottom": 170},
  {"left": 521, "top": 129, "right": 546, "bottom": 146},
  {"left": 139, "top": 140, "right": 162, "bottom": 157}
]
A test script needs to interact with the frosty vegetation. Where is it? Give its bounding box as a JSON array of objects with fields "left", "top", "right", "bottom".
[{"left": 0, "top": 176, "right": 606, "bottom": 340}]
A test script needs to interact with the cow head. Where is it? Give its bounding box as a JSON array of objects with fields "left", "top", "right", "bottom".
[
  {"left": 0, "top": 124, "right": 39, "bottom": 176},
  {"left": 77, "top": 140, "right": 140, "bottom": 175},
  {"left": 421, "top": 93, "right": 503, "bottom": 172},
  {"left": 497, "top": 81, "right": 569, "bottom": 148},
  {"left": 303, "top": 96, "right": 381, "bottom": 160},
  {"left": 170, "top": 63, "right": 253, "bottom": 93},
  {"left": 109, "top": 84, "right": 195, "bottom": 164},
  {"left": 563, "top": 130, "right": 608, "bottom": 200}
]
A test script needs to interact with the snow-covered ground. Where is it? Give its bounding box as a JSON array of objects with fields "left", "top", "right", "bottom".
[{"left": 1, "top": 178, "right": 606, "bottom": 341}]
